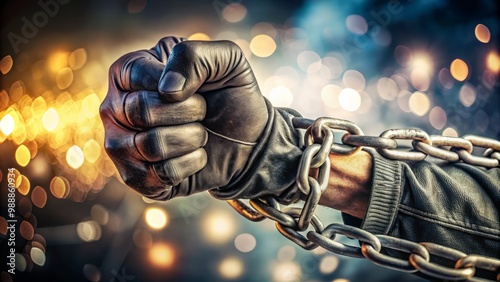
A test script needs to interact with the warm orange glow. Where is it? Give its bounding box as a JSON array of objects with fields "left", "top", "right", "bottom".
[
  {"left": 202, "top": 210, "right": 236, "bottom": 244},
  {"left": 66, "top": 145, "right": 85, "bottom": 169},
  {"left": 0, "top": 55, "right": 13, "bottom": 75},
  {"left": 47, "top": 51, "right": 69, "bottom": 72},
  {"left": 144, "top": 207, "right": 168, "bottom": 230},
  {"left": 50, "top": 176, "right": 68, "bottom": 199},
  {"left": 15, "top": 145, "right": 31, "bottom": 167},
  {"left": 69, "top": 48, "right": 87, "bottom": 70},
  {"left": 149, "top": 243, "right": 175, "bottom": 268},
  {"left": 31, "top": 186, "right": 48, "bottom": 208},
  {"left": 42, "top": 108, "right": 59, "bottom": 131},
  {"left": 450, "top": 59, "right": 468, "bottom": 81},
  {"left": 410, "top": 53, "right": 433, "bottom": 74},
  {"left": 16, "top": 175, "right": 30, "bottom": 196},
  {"left": 250, "top": 34, "right": 276, "bottom": 57},
  {"left": 475, "top": 24, "right": 490, "bottom": 43},
  {"left": 188, "top": 33, "right": 211, "bottom": 41},
  {"left": 56, "top": 67, "right": 74, "bottom": 89},
  {"left": 1, "top": 113, "right": 16, "bottom": 136},
  {"left": 218, "top": 257, "right": 244, "bottom": 279},
  {"left": 487, "top": 52, "right": 499, "bottom": 73}
]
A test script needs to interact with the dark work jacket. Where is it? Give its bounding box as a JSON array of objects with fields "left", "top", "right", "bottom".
[{"left": 343, "top": 149, "right": 500, "bottom": 281}]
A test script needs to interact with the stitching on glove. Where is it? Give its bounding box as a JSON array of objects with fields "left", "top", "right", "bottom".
[{"left": 205, "top": 127, "right": 256, "bottom": 146}]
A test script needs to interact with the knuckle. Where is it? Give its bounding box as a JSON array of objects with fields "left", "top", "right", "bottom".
[
  {"left": 125, "top": 91, "right": 151, "bottom": 127},
  {"left": 155, "top": 161, "right": 179, "bottom": 186},
  {"left": 191, "top": 123, "right": 208, "bottom": 146}
]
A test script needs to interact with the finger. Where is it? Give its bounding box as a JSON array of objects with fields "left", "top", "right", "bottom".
[
  {"left": 102, "top": 117, "right": 171, "bottom": 198},
  {"left": 128, "top": 57, "right": 165, "bottom": 91},
  {"left": 158, "top": 40, "right": 251, "bottom": 102},
  {"left": 153, "top": 148, "right": 207, "bottom": 186},
  {"left": 153, "top": 149, "right": 207, "bottom": 187},
  {"left": 111, "top": 37, "right": 187, "bottom": 92},
  {"left": 135, "top": 123, "right": 208, "bottom": 162},
  {"left": 124, "top": 92, "right": 206, "bottom": 128}
]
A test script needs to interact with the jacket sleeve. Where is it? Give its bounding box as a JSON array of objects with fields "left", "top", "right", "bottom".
[{"left": 343, "top": 149, "right": 500, "bottom": 261}]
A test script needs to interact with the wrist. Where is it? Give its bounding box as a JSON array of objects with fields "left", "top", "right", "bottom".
[{"left": 318, "top": 151, "right": 373, "bottom": 219}]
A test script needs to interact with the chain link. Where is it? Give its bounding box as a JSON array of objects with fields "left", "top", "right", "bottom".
[{"left": 228, "top": 117, "right": 500, "bottom": 281}]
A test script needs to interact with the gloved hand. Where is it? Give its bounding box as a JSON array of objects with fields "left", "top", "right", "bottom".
[{"left": 100, "top": 36, "right": 304, "bottom": 203}]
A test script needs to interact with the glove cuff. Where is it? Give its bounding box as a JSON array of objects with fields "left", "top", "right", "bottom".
[{"left": 209, "top": 98, "right": 304, "bottom": 204}]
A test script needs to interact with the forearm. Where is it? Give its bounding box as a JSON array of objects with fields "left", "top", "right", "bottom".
[{"left": 318, "top": 149, "right": 500, "bottom": 259}]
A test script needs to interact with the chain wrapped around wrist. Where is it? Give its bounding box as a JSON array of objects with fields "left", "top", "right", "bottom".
[{"left": 227, "top": 117, "right": 500, "bottom": 281}]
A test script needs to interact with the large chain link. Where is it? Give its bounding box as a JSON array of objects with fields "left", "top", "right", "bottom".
[{"left": 227, "top": 117, "right": 500, "bottom": 281}]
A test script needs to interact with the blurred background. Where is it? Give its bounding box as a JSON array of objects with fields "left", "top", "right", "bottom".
[{"left": 0, "top": 0, "right": 498, "bottom": 281}]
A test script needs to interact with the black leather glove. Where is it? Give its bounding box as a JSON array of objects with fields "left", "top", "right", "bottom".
[{"left": 100, "top": 36, "right": 304, "bottom": 203}]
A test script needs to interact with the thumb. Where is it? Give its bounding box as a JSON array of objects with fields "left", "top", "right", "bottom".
[{"left": 158, "top": 40, "right": 252, "bottom": 102}]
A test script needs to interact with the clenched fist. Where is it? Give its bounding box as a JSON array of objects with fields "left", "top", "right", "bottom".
[{"left": 100, "top": 36, "right": 303, "bottom": 203}]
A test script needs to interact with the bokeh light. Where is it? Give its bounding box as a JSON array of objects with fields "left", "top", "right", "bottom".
[
  {"left": 342, "top": 70, "right": 365, "bottom": 92},
  {"left": 0, "top": 113, "right": 15, "bottom": 136},
  {"left": 50, "top": 176, "right": 69, "bottom": 199},
  {"left": 272, "top": 261, "right": 301, "bottom": 282},
  {"left": 297, "top": 51, "right": 322, "bottom": 73},
  {"left": 409, "top": 91, "right": 430, "bottom": 116},
  {"left": 83, "top": 264, "right": 101, "bottom": 282},
  {"left": 429, "top": 106, "right": 447, "bottom": 130},
  {"left": 56, "top": 67, "right": 74, "bottom": 89},
  {"left": 20, "top": 220, "right": 34, "bottom": 240},
  {"left": 321, "top": 84, "right": 342, "bottom": 108},
  {"left": 234, "top": 233, "right": 256, "bottom": 253},
  {"left": 47, "top": 51, "right": 69, "bottom": 72},
  {"left": 377, "top": 77, "right": 399, "bottom": 100},
  {"left": 443, "top": 127, "right": 459, "bottom": 137},
  {"left": 487, "top": 52, "right": 500, "bottom": 73},
  {"left": 346, "top": 15, "right": 368, "bottom": 35},
  {"left": 222, "top": 3, "right": 247, "bottom": 23},
  {"left": 319, "top": 255, "right": 339, "bottom": 274},
  {"left": 202, "top": 210, "right": 236, "bottom": 244},
  {"left": 91, "top": 204, "right": 109, "bottom": 225},
  {"left": 475, "top": 24, "right": 490, "bottom": 43},
  {"left": 459, "top": 83, "right": 477, "bottom": 107},
  {"left": 31, "top": 186, "right": 48, "bottom": 208},
  {"left": 250, "top": 34, "right": 276, "bottom": 57},
  {"left": 0, "top": 2, "right": 498, "bottom": 281},
  {"left": 15, "top": 144, "right": 31, "bottom": 167},
  {"left": 339, "top": 88, "right": 361, "bottom": 112},
  {"left": 410, "top": 53, "right": 433, "bottom": 74},
  {"left": 218, "top": 256, "right": 244, "bottom": 279},
  {"left": 450, "top": 59, "right": 469, "bottom": 81},
  {"left": 144, "top": 207, "right": 168, "bottom": 230},
  {"left": 16, "top": 174, "right": 31, "bottom": 196},
  {"left": 188, "top": 33, "right": 211, "bottom": 41},
  {"left": 69, "top": 48, "right": 87, "bottom": 70},
  {"left": 268, "top": 86, "right": 293, "bottom": 107},
  {"left": 42, "top": 108, "right": 59, "bottom": 132},
  {"left": 148, "top": 243, "right": 175, "bottom": 268},
  {"left": 0, "top": 55, "right": 13, "bottom": 74},
  {"left": 277, "top": 245, "right": 296, "bottom": 262},
  {"left": 66, "top": 145, "right": 85, "bottom": 169},
  {"left": 76, "top": 220, "right": 101, "bottom": 242}
]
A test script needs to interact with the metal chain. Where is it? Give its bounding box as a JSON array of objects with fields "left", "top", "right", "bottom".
[{"left": 227, "top": 117, "right": 500, "bottom": 281}]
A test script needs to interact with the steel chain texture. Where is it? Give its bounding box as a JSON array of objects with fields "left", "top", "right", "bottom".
[{"left": 228, "top": 116, "right": 500, "bottom": 281}]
